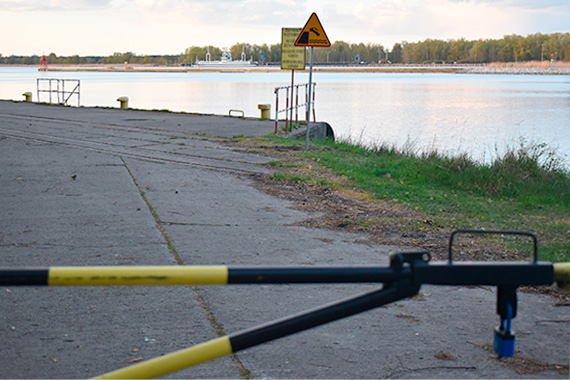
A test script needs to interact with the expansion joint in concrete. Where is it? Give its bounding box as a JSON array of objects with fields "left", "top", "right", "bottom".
[{"left": 119, "top": 156, "right": 251, "bottom": 378}]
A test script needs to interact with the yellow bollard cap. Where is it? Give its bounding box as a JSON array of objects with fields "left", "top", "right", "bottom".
[{"left": 553, "top": 262, "right": 570, "bottom": 292}]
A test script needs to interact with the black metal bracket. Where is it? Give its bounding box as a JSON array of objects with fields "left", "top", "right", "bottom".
[
  {"left": 448, "top": 228, "right": 539, "bottom": 263},
  {"left": 447, "top": 229, "right": 544, "bottom": 358}
]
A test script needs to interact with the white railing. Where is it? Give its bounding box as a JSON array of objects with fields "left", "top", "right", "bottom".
[
  {"left": 274, "top": 82, "right": 316, "bottom": 134},
  {"left": 37, "top": 78, "right": 80, "bottom": 106}
]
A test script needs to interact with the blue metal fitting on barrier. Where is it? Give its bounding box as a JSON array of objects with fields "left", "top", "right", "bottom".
[{"left": 494, "top": 303, "right": 515, "bottom": 358}]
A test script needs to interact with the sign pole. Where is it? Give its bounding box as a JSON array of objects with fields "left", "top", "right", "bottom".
[
  {"left": 293, "top": 13, "right": 330, "bottom": 150},
  {"left": 289, "top": 69, "right": 294, "bottom": 133},
  {"left": 305, "top": 47, "right": 314, "bottom": 150}
]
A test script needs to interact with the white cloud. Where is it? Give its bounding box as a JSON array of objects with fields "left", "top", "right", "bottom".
[
  {"left": 0, "top": 0, "right": 113, "bottom": 11},
  {"left": 130, "top": 0, "right": 305, "bottom": 24},
  {"left": 448, "top": 0, "right": 568, "bottom": 6},
  {"left": 0, "top": 0, "right": 568, "bottom": 56}
]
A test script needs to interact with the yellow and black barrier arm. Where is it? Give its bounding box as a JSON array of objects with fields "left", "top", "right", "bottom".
[
  {"left": 0, "top": 229, "right": 569, "bottom": 379},
  {"left": 4, "top": 262, "right": 565, "bottom": 288},
  {"left": 1, "top": 265, "right": 409, "bottom": 286}
]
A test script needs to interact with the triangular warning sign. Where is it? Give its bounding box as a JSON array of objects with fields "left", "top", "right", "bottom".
[{"left": 294, "top": 13, "right": 331, "bottom": 47}]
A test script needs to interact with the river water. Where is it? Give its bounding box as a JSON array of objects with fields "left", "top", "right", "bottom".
[{"left": 1, "top": 66, "right": 569, "bottom": 165}]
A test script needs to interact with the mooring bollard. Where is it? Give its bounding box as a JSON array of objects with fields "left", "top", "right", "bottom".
[
  {"left": 22, "top": 92, "right": 32, "bottom": 102},
  {"left": 258, "top": 104, "right": 271, "bottom": 119},
  {"left": 117, "top": 96, "right": 129, "bottom": 109}
]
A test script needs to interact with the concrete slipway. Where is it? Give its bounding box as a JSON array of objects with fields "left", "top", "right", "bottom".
[{"left": 0, "top": 100, "right": 568, "bottom": 379}]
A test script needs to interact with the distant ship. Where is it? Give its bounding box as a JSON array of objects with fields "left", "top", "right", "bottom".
[{"left": 193, "top": 49, "right": 257, "bottom": 69}]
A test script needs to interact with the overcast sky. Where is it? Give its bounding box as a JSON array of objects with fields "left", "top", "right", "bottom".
[{"left": 1, "top": 0, "right": 569, "bottom": 56}]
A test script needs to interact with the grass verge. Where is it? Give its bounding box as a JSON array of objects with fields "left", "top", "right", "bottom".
[{"left": 231, "top": 135, "right": 569, "bottom": 263}]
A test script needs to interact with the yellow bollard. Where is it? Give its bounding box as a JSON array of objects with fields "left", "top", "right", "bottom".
[
  {"left": 554, "top": 262, "right": 570, "bottom": 292},
  {"left": 23, "top": 92, "right": 32, "bottom": 102},
  {"left": 258, "top": 104, "right": 271, "bottom": 120},
  {"left": 117, "top": 96, "right": 129, "bottom": 109}
]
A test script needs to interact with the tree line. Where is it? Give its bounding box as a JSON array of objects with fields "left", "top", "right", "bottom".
[
  {"left": 2, "top": 33, "right": 569, "bottom": 65},
  {"left": 0, "top": 52, "right": 181, "bottom": 65},
  {"left": 388, "top": 33, "right": 570, "bottom": 64},
  {"left": 310, "top": 33, "right": 570, "bottom": 64}
]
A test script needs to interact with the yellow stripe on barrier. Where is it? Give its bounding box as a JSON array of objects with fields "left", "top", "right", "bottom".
[
  {"left": 92, "top": 336, "right": 233, "bottom": 379},
  {"left": 48, "top": 266, "right": 229, "bottom": 286},
  {"left": 553, "top": 262, "right": 570, "bottom": 292}
]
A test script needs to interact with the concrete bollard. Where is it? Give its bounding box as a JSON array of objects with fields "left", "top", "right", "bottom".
[
  {"left": 258, "top": 104, "right": 271, "bottom": 120},
  {"left": 23, "top": 92, "right": 32, "bottom": 102},
  {"left": 117, "top": 96, "right": 129, "bottom": 109}
]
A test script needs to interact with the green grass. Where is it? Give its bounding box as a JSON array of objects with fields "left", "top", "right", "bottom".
[
  {"left": 321, "top": 139, "right": 569, "bottom": 261},
  {"left": 271, "top": 173, "right": 313, "bottom": 183},
  {"left": 237, "top": 135, "right": 569, "bottom": 262},
  {"left": 267, "top": 161, "right": 299, "bottom": 168}
]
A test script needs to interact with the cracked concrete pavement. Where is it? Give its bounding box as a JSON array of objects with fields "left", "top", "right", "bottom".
[{"left": 0, "top": 101, "right": 568, "bottom": 379}]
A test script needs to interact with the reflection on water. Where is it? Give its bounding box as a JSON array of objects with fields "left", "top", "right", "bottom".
[
  {"left": 317, "top": 73, "right": 569, "bottom": 163},
  {"left": 1, "top": 67, "right": 568, "bottom": 164}
]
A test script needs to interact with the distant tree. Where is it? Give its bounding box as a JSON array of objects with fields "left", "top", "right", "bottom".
[
  {"left": 230, "top": 43, "right": 248, "bottom": 61},
  {"left": 252, "top": 43, "right": 270, "bottom": 63},
  {"left": 48, "top": 53, "right": 59, "bottom": 64},
  {"left": 408, "top": 41, "right": 425, "bottom": 63},
  {"left": 469, "top": 41, "right": 487, "bottom": 63},
  {"left": 67, "top": 55, "right": 80, "bottom": 65},
  {"left": 22, "top": 56, "right": 35, "bottom": 65},
  {"left": 447, "top": 38, "right": 471, "bottom": 63},
  {"left": 356, "top": 43, "right": 384, "bottom": 63},
  {"left": 268, "top": 43, "right": 281, "bottom": 63},
  {"left": 390, "top": 43, "right": 403, "bottom": 63},
  {"left": 401, "top": 42, "right": 411, "bottom": 63},
  {"left": 331, "top": 41, "right": 351, "bottom": 63},
  {"left": 432, "top": 39, "right": 450, "bottom": 62}
]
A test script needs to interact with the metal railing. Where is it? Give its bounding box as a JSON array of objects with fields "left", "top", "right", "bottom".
[
  {"left": 274, "top": 82, "right": 316, "bottom": 134},
  {"left": 37, "top": 78, "right": 80, "bottom": 106}
]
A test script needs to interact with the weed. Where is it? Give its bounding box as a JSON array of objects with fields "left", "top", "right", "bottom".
[
  {"left": 272, "top": 173, "right": 312, "bottom": 183},
  {"left": 267, "top": 161, "right": 298, "bottom": 168}
]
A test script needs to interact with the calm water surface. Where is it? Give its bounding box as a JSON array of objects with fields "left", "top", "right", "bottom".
[{"left": 1, "top": 67, "right": 568, "bottom": 164}]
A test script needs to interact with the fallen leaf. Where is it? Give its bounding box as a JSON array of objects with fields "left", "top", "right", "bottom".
[{"left": 435, "top": 351, "right": 456, "bottom": 361}]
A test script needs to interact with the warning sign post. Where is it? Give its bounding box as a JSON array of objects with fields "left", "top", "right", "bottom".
[
  {"left": 294, "top": 13, "right": 330, "bottom": 150},
  {"left": 281, "top": 28, "right": 305, "bottom": 70},
  {"left": 281, "top": 28, "right": 306, "bottom": 133}
]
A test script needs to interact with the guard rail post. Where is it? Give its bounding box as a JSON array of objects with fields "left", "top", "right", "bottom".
[
  {"left": 295, "top": 84, "right": 300, "bottom": 128},
  {"left": 285, "top": 86, "right": 290, "bottom": 132},
  {"left": 274, "top": 87, "right": 279, "bottom": 134}
]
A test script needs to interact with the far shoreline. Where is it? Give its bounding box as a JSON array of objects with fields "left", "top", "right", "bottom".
[{"left": 3, "top": 61, "right": 569, "bottom": 75}]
